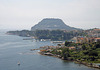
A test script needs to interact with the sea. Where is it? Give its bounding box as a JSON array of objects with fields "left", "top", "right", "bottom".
[{"left": 0, "top": 30, "right": 99, "bottom": 70}]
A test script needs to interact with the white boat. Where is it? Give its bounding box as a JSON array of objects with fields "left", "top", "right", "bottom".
[{"left": 17, "top": 61, "right": 20, "bottom": 65}]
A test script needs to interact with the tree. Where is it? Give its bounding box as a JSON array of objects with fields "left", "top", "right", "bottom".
[
  {"left": 65, "top": 41, "right": 72, "bottom": 47},
  {"left": 88, "top": 50, "right": 98, "bottom": 56},
  {"left": 95, "top": 42, "right": 100, "bottom": 48},
  {"left": 61, "top": 48, "right": 70, "bottom": 59},
  {"left": 82, "top": 44, "right": 86, "bottom": 50}
]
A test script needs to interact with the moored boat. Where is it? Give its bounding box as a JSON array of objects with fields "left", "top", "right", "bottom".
[{"left": 17, "top": 61, "right": 20, "bottom": 65}]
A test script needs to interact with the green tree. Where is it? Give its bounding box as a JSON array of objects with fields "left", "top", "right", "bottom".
[
  {"left": 88, "top": 50, "right": 98, "bottom": 56},
  {"left": 61, "top": 48, "right": 70, "bottom": 59},
  {"left": 82, "top": 44, "right": 86, "bottom": 50}
]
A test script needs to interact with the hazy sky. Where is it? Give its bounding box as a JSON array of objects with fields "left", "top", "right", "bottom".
[{"left": 0, "top": 0, "right": 100, "bottom": 30}]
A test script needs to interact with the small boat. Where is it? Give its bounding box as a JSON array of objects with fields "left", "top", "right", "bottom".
[{"left": 17, "top": 61, "right": 20, "bottom": 65}]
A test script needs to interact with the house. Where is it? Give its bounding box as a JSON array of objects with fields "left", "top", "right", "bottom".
[
  {"left": 94, "top": 38, "right": 100, "bottom": 42},
  {"left": 88, "top": 38, "right": 95, "bottom": 43},
  {"left": 68, "top": 47, "right": 76, "bottom": 50}
]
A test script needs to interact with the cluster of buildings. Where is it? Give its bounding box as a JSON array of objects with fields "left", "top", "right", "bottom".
[
  {"left": 85, "top": 28, "right": 100, "bottom": 37},
  {"left": 70, "top": 28, "right": 100, "bottom": 43},
  {"left": 72, "top": 37, "right": 100, "bottom": 43}
]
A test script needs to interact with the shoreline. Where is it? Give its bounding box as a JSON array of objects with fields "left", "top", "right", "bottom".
[{"left": 39, "top": 52, "right": 100, "bottom": 69}]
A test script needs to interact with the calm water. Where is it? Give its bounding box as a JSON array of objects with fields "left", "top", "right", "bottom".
[{"left": 0, "top": 31, "right": 99, "bottom": 70}]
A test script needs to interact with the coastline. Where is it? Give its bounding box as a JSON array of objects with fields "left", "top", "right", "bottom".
[{"left": 39, "top": 51, "right": 100, "bottom": 69}]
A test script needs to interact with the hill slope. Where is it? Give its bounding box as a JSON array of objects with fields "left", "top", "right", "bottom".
[{"left": 31, "top": 18, "right": 81, "bottom": 31}]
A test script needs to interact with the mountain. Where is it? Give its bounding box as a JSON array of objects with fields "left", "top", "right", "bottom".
[{"left": 31, "top": 18, "right": 81, "bottom": 31}]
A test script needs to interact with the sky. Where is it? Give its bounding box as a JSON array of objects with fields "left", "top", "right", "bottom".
[{"left": 0, "top": 0, "right": 100, "bottom": 30}]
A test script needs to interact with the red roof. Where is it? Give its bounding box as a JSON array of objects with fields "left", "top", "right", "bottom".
[{"left": 95, "top": 38, "right": 100, "bottom": 39}]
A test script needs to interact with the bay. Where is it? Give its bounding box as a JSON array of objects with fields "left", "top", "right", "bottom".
[{"left": 0, "top": 31, "right": 99, "bottom": 70}]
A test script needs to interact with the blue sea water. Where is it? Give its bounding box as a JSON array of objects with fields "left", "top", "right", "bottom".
[{"left": 0, "top": 31, "right": 99, "bottom": 70}]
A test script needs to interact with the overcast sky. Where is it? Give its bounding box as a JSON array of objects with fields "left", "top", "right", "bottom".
[{"left": 0, "top": 0, "right": 100, "bottom": 30}]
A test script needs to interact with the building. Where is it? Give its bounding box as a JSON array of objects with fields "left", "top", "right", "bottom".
[
  {"left": 95, "top": 38, "right": 100, "bottom": 42},
  {"left": 68, "top": 47, "right": 76, "bottom": 50}
]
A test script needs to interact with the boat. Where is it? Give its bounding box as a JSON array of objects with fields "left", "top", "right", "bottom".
[{"left": 17, "top": 61, "right": 20, "bottom": 65}]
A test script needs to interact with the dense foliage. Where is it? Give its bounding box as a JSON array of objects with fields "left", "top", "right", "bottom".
[{"left": 51, "top": 41, "right": 100, "bottom": 63}]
